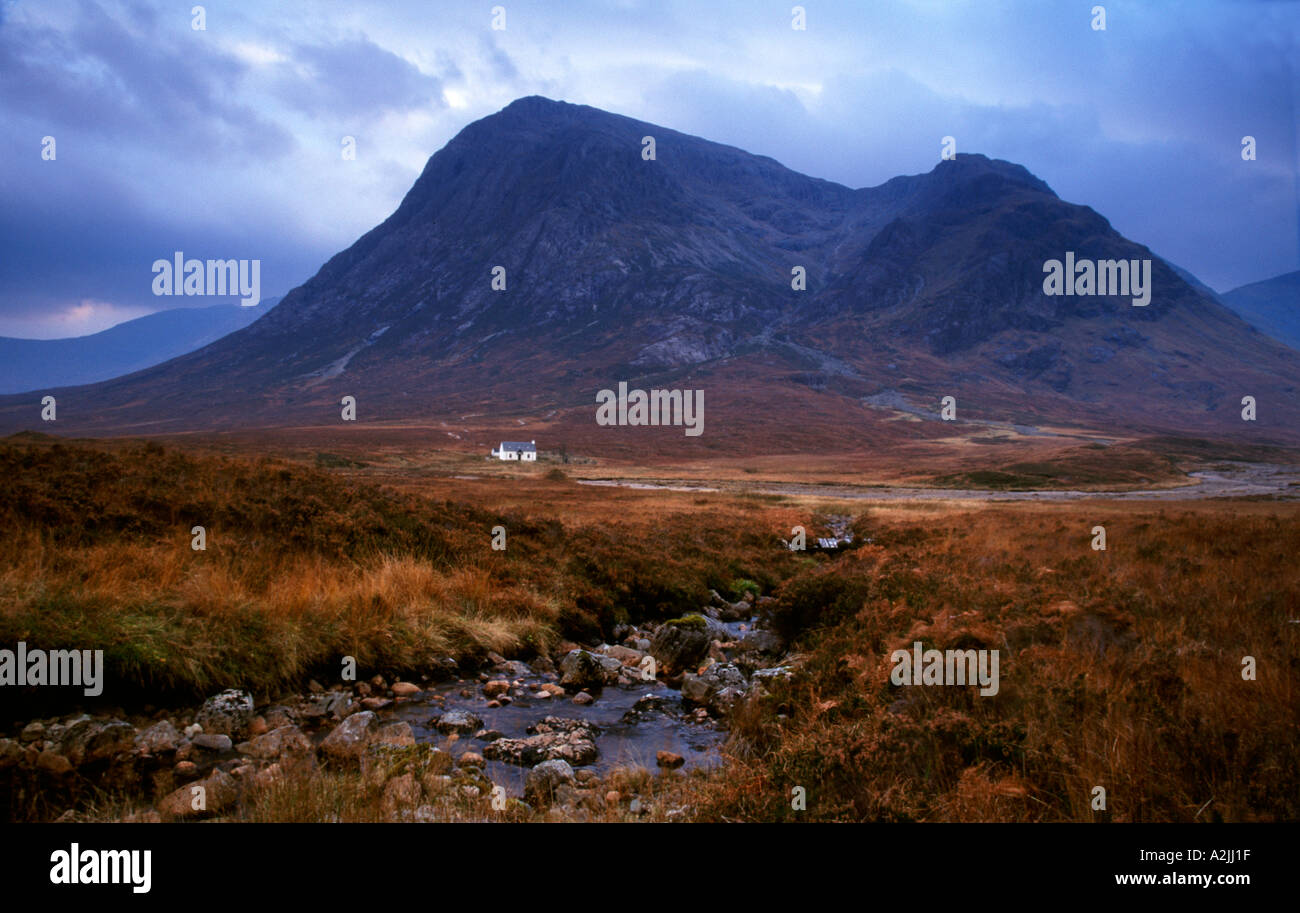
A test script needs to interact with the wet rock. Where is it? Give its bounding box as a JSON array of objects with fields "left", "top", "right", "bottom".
[
  {"left": 391, "top": 682, "right": 421, "bottom": 697},
  {"left": 493, "top": 660, "right": 532, "bottom": 678},
  {"left": 486, "top": 651, "right": 507, "bottom": 666},
  {"left": 656, "top": 750, "right": 684, "bottom": 769},
  {"left": 361, "top": 697, "right": 394, "bottom": 711},
  {"left": 434, "top": 710, "right": 483, "bottom": 735},
  {"left": 320, "top": 711, "right": 379, "bottom": 763},
  {"left": 649, "top": 618, "right": 710, "bottom": 675},
  {"left": 559, "top": 649, "right": 622, "bottom": 690},
  {"left": 681, "top": 662, "right": 749, "bottom": 715},
  {"left": 474, "top": 729, "right": 504, "bottom": 742},
  {"left": 531, "top": 656, "right": 556, "bottom": 675},
  {"left": 572, "top": 691, "right": 594, "bottom": 706},
  {"left": 195, "top": 689, "right": 256, "bottom": 740},
  {"left": 524, "top": 759, "right": 575, "bottom": 808},
  {"left": 20, "top": 721, "right": 45, "bottom": 743},
  {"left": 483, "top": 680, "right": 511, "bottom": 697},
  {"left": 157, "top": 768, "right": 238, "bottom": 821},
  {"left": 483, "top": 717, "right": 600, "bottom": 766},
  {"left": 299, "top": 691, "right": 351, "bottom": 721},
  {"left": 539, "top": 682, "right": 565, "bottom": 696},
  {"left": 459, "top": 751, "right": 485, "bottom": 768}
]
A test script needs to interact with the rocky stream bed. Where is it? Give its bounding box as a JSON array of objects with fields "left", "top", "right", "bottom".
[{"left": 0, "top": 590, "right": 795, "bottom": 822}]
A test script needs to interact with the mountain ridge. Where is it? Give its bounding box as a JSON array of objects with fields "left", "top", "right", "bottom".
[{"left": 0, "top": 96, "right": 1294, "bottom": 447}]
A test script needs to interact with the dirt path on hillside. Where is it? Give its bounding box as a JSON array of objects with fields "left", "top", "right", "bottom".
[{"left": 578, "top": 462, "right": 1300, "bottom": 502}]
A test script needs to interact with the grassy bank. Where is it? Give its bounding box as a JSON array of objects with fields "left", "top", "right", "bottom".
[
  {"left": 0, "top": 435, "right": 801, "bottom": 706},
  {"left": 683, "top": 504, "right": 1300, "bottom": 822}
]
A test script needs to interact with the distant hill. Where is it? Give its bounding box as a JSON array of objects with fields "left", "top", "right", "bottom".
[
  {"left": 1221, "top": 271, "right": 1300, "bottom": 351},
  {"left": 0, "top": 299, "right": 279, "bottom": 394}
]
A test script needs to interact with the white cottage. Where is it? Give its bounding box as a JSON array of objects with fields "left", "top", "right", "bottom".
[{"left": 492, "top": 440, "right": 537, "bottom": 461}]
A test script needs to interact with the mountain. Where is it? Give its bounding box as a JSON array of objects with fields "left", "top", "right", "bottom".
[
  {"left": 1221, "top": 271, "right": 1300, "bottom": 351},
  {"left": 0, "top": 299, "right": 279, "bottom": 394},
  {"left": 0, "top": 97, "right": 1295, "bottom": 448}
]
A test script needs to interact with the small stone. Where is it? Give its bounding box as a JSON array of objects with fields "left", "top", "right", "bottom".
[
  {"left": 486, "top": 700, "right": 501, "bottom": 709},
  {"left": 360, "top": 697, "right": 393, "bottom": 711},
  {"left": 459, "top": 751, "right": 485, "bottom": 768},
  {"left": 20, "top": 721, "right": 44, "bottom": 743},
  {"left": 656, "top": 750, "right": 685, "bottom": 769},
  {"left": 175, "top": 759, "right": 200, "bottom": 785},
  {"left": 391, "top": 682, "right": 421, "bottom": 697},
  {"left": 192, "top": 733, "right": 233, "bottom": 752},
  {"left": 572, "top": 691, "right": 594, "bottom": 705},
  {"left": 605, "top": 790, "right": 621, "bottom": 806},
  {"left": 483, "top": 680, "right": 511, "bottom": 697},
  {"left": 36, "top": 751, "right": 73, "bottom": 774}
]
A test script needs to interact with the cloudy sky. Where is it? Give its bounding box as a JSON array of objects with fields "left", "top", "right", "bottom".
[{"left": 1, "top": 0, "right": 1296, "bottom": 337}]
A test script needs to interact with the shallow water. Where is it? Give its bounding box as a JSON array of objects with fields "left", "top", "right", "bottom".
[{"left": 382, "top": 666, "right": 728, "bottom": 796}]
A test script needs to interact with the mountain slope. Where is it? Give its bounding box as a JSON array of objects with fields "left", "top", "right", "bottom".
[
  {"left": 0, "top": 299, "right": 279, "bottom": 394},
  {"left": 0, "top": 97, "right": 1295, "bottom": 447},
  {"left": 1222, "top": 271, "right": 1300, "bottom": 351}
]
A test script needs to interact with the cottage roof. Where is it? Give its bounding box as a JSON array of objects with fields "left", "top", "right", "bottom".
[{"left": 498, "top": 441, "right": 536, "bottom": 452}]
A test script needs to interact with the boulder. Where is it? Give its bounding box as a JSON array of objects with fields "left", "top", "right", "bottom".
[
  {"left": 558, "top": 650, "right": 622, "bottom": 690},
  {"left": 56, "top": 719, "right": 137, "bottom": 766},
  {"left": 483, "top": 717, "right": 600, "bottom": 766},
  {"left": 433, "top": 710, "right": 483, "bottom": 735},
  {"left": 157, "top": 768, "right": 239, "bottom": 821},
  {"left": 195, "top": 690, "right": 256, "bottom": 740},
  {"left": 649, "top": 618, "right": 711, "bottom": 675},
  {"left": 524, "top": 759, "right": 575, "bottom": 808},
  {"left": 135, "top": 720, "right": 181, "bottom": 756},
  {"left": 680, "top": 662, "right": 749, "bottom": 716},
  {"left": 191, "top": 733, "right": 233, "bottom": 753},
  {"left": 319, "top": 711, "right": 379, "bottom": 763},
  {"left": 237, "top": 725, "right": 312, "bottom": 761}
]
